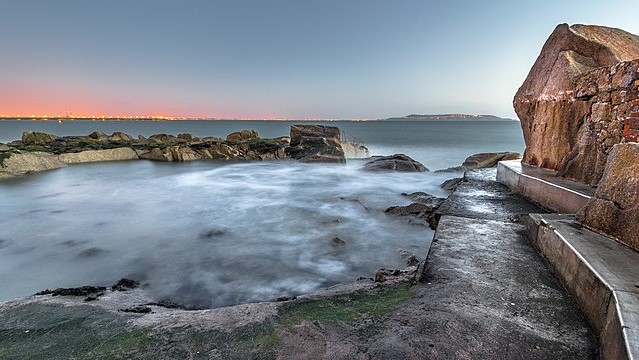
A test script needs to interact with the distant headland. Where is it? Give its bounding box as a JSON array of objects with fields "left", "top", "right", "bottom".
[
  {"left": 382, "top": 114, "right": 517, "bottom": 121},
  {"left": 0, "top": 114, "right": 517, "bottom": 122}
]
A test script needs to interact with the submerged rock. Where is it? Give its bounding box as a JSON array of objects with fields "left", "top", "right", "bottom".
[
  {"left": 363, "top": 154, "right": 427, "bottom": 172},
  {"left": 576, "top": 143, "right": 639, "bottom": 251}
]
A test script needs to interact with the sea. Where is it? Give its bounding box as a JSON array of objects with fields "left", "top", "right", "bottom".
[{"left": 0, "top": 120, "right": 524, "bottom": 308}]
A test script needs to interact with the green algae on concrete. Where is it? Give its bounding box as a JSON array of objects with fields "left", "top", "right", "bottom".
[{"left": 279, "top": 284, "right": 414, "bottom": 327}]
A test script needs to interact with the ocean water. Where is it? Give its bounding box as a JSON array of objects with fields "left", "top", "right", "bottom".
[{"left": 0, "top": 120, "right": 524, "bottom": 308}]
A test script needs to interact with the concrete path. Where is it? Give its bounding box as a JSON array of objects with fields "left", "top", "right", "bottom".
[{"left": 409, "top": 169, "right": 598, "bottom": 359}]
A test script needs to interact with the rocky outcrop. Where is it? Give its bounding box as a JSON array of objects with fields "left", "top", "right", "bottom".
[
  {"left": 557, "top": 59, "right": 639, "bottom": 185},
  {"left": 22, "top": 131, "right": 58, "bottom": 145},
  {"left": 0, "top": 151, "right": 66, "bottom": 176},
  {"left": 363, "top": 154, "right": 427, "bottom": 172},
  {"left": 576, "top": 143, "right": 639, "bottom": 251},
  {"left": 340, "top": 141, "right": 370, "bottom": 159},
  {"left": 442, "top": 152, "right": 522, "bottom": 172},
  {"left": 514, "top": 23, "right": 639, "bottom": 185},
  {"left": 385, "top": 192, "right": 445, "bottom": 229},
  {"left": 58, "top": 148, "right": 139, "bottom": 164},
  {"left": 286, "top": 125, "right": 346, "bottom": 163},
  {"left": 226, "top": 130, "right": 259, "bottom": 142}
]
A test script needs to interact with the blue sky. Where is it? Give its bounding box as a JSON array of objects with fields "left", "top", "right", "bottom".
[{"left": 1, "top": 0, "right": 638, "bottom": 119}]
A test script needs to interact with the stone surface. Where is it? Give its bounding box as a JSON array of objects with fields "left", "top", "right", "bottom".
[
  {"left": 286, "top": 125, "right": 346, "bottom": 163},
  {"left": 21, "top": 131, "right": 58, "bottom": 145},
  {"left": 226, "top": 129, "right": 259, "bottom": 142},
  {"left": 443, "top": 152, "right": 522, "bottom": 172},
  {"left": 525, "top": 213, "right": 639, "bottom": 360},
  {"left": 514, "top": 23, "right": 639, "bottom": 183},
  {"left": 577, "top": 143, "right": 639, "bottom": 251},
  {"left": 58, "top": 148, "right": 139, "bottom": 164},
  {"left": 340, "top": 141, "right": 370, "bottom": 159},
  {"left": 289, "top": 125, "right": 341, "bottom": 146},
  {"left": 0, "top": 151, "right": 66, "bottom": 175},
  {"left": 363, "top": 154, "right": 427, "bottom": 172}
]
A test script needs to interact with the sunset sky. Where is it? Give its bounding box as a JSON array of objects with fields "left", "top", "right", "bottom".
[{"left": 1, "top": 0, "right": 638, "bottom": 119}]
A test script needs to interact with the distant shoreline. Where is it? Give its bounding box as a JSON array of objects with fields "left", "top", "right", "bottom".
[{"left": 0, "top": 114, "right": 519, "bottom": 122}]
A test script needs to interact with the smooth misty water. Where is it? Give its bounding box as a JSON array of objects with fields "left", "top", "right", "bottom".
[{"left": 0, "top": 120, "right": 524, "bottom": 308}]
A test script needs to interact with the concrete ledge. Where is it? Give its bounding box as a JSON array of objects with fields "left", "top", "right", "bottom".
[
  {"left": 524, "top": 214, "right": 639, "bottom": 360},
  {"left": 497, "top": 160, "right": 594, "bottom": 213}
]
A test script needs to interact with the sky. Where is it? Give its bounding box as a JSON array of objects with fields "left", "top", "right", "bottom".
[{"left": 1, "top": 0, "right": 638, "bottom": 120}]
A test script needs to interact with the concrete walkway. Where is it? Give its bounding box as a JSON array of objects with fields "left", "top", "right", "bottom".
[
  {"left": 497, "top": 160, "right": 639, "bottom": 359},
  {"left": 407, "top": 168, "right": 598, "bottom": 358}
]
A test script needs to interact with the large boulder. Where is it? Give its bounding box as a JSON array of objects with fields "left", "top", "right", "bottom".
[
  {"left": 289, "top": 125, "right": 340, "bottom": 146},
  {"left": 363, "top": 154, "right": 427, "bottom": 172},
  {"left": 21, "top": 132, "right": 58, "bottom": 145},
  {"left": 576, "top": 143, "right": 639, "bottom": 251},
  {"left": 443, "top": 152, "right": 522, "bottom": 172},
  {"left": 226, "top": 130, "right": 259, "bottom": 142},
  {"left": 514, "top": 24, "right": 639, "bottom": 184},
  {"left": 286, "top": 125, "right": 345, "bottom": 163}
]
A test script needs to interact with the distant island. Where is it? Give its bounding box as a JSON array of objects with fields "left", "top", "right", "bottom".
[{"left": 383, "top": 114, "right": 518, "bottom": 121}]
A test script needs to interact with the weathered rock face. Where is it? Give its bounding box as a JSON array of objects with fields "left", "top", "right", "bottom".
[
  {"left": 514, "top": 23, "right": 639, "bottom": 184},
  {"left": 340, "top": 141, "right": 370, "bottom": 159},
  {"left": 557, "top": 60, "right": 639, "bottom": 185},
  {"left": 1, "top": 152, "right": 66, "bottom": 175},
  {"left": 286, "top": 125, "right": 345, "bottom": 163},
  {"left": 363, "top": 154, "right": 427, "bottom": 172},
  {"left": 442, "top": 152, "right": 522, "bottom": 172},
  {"left": 576, "top": 143, "right": 639, "bottom": 251},
  {"left": 22, "top": 131, "right": 58, "bottom": 145},
  {"left": 226, "top": 130, "right": 259, "bottom": 142},
  {"left": 58, "top": 148, "right": 139, "bottom": 164}
]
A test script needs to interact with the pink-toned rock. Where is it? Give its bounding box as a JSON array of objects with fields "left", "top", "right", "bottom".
[
  {"left": 514, "top": 24, "right": 639, "bottom": 176},
  {"left": 576, "top": 143, "right": 639, "bottom": 251}
]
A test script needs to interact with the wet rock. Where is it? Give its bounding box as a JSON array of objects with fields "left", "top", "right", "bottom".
[
  {"left": 441, "top": 177, "right": 464, "bottom": 191},
  {"left": 341, "top": 141, "right": 370, "bottom": 159},
  {"left": 35, "top": 286, "right": 107, "bottom": 297},
  {"left": 22, "top": 131, "right": 58, "bottom": 145},
  {"left": 77, "top": 247, "right": 108, "bottom": 258},
  {"left": 88, "top": 131, "right": 109, "bottom": 141},
  {"left": 401, "top": 192, "right": 445, "bottom": 208},
  {"left": 226, "top": 130, "right": 259, "bottom": 142},
  {"left": 119, "top": 306, "right": 152, "bottom": 314},
  {"left": 149, "top": 134, "right": 179, "bottom": 143},
  {"left": 111, "top": 278, "right": 140, "bottom": 291},
  {"left": 177, "top": 133, "right": 199, "bottom": 142},
  {"left": 286, "top": 125, "right": 346, "bottom": 163},
  {"left": 576, "top": 143, "right": 639, "bottom": 251},
  {"left": 441, "top": 152, "right": 521, "bottom": 172},
  {"left": 398, "top": 249, "right": 420, "bottom": 267},
  {"left": 332, "top": 237, "right": 346, "bottom": 246},
  {"left": 289, "top": 125, "right": 340, "bottom": 146},
  {"left": 363, "top": 154, "right": 427, "bottom": 172},
  {"left": 108, "top": 132, "right": 134, "bottom": 142}
]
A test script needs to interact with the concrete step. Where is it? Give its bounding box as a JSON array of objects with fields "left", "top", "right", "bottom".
[
  {"left": 496, "top": 160, "right": 594, "bottom": 213},
  {"left": 523, "top": 213, "right": 639, "bottom": 360}
]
